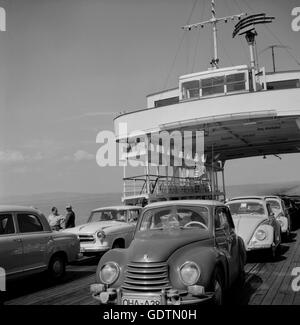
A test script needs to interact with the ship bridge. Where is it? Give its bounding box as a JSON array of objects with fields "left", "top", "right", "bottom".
[
  {"left": 114, "top": 66, "right": 300, "bottom": 205},
  {"left": 113, "top": 10, "right": 300, "bottom": 205}
]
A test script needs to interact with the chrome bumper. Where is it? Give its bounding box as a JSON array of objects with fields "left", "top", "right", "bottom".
[{"left": 90, "top": 284, "right": 214, "bottom": 305}]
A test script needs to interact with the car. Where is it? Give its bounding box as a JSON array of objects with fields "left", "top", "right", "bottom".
[
  {"left": 279, "top": 196, "right": 299, "bottom": 231},
  {"left": 63, "top": 206, "right": 142, "bottom": 256},
  {"left": 90, "top": 200, "right": 246, "bottom": 305},
  {"left": 226, "top": 197, "right": 281, "bottom": 257},
  {"left": 0, "top": 205, "right": 81, "bottom": 282},
  {"left": 263, "top": 196, "right": 291, "bottom": 239}
]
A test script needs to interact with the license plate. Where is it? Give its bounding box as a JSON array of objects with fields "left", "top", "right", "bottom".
[{"left": 121, "top": 294, "right": 161, "bottom": 305}]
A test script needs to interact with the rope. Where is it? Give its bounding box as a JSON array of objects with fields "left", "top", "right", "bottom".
[
  {"left": 160, "top": 0, "right": 199, "bottom": 94},
  {"left": 191, "top": 0, "right": 207, "bottom": 72}
]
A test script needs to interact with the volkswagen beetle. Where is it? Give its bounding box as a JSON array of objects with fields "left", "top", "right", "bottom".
[
  {"left": 90, "top": 200, "right": 246, "bottom": 305},
  {"left": 64, "top": 206, "right": 142, "bottom": 256},
  {"left": 226, "top": 197, "right": 281, "bottom": 257}
]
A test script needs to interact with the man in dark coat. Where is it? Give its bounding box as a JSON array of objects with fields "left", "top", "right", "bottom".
[{"left": 65, "top": 204, "right": 75, "bottom": 229}]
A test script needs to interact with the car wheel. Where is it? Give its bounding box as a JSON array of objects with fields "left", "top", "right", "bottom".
[
  {"left": 236, "top": 254, "right": 246, "bottom": 288},
  {"left": 270, "top": 242, "right": 280, "bottom": 260},
  {"left": 210, "top": 270, "right": 225, "bottom": 305},
  {"left": 48, "top": 254, "right": 66, "bottom": 280}
]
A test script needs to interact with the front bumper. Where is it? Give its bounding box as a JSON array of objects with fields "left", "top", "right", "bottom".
[
  {"left": 80, "top": 245, "right": 110, "bottom": 254},
  {"left": 90, "top": 285, "right": 214, "bottom": 305},
  {"left": 246, "top": 243, "right": 272, "bottom": 251}
]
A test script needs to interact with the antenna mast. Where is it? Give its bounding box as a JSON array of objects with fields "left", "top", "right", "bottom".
[
  {"left": 182, "top": 0, "right": 246, "bottom": 69},
  {"left": 260, "top": 45, "right": 290, "bottom": 72}
]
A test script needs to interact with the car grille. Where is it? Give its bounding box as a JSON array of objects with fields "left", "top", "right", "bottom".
[
  {"left": 122, "top": 261, "right": 171, "bottom": 292},
  {"left": 78, "top": 234, "right": 95, "bottom": 243}
]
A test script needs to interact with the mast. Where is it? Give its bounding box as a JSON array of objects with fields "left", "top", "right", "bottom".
[
  {"left": 260, "top": 45, "right": 290, "bottom": 73},
  {"left": 182, "top": 0, "right": 246, "bottom": 69}
]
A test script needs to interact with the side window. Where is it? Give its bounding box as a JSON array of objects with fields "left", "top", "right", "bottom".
[
  {"left": 0, "top": 214, "right": 15, "bottom": 235},
  {"left": 215, "top": 207, "right": 228, "bottom": 229},
  {"left": 17, "top": 213, "right": 44, "bottom": 233}
]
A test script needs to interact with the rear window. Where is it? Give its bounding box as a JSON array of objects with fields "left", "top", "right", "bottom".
[
  {"left": 227, "top": 201, "right": 265, "bottom": 215},
  {"left": 266, "top": 200, "right": 281, "bottom": 210}
]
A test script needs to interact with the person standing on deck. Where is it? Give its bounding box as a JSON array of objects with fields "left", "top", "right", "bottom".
[
  {"left": 48, "top": 207, "right": 64, "bottom": 231},
  {"left": 64, "top": 204, "right": 76, "bottom": 229}
]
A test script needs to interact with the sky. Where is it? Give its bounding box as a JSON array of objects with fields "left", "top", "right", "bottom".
[{"left": 0, "top": 0, "right": 300, "bottom": 197}]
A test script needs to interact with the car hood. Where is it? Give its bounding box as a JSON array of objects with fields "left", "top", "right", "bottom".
[
  {"left": 63, "top": 220, "right": 130, "bottom": 235},
  {"left": 128, "top": 229, "right": 210, "bottom": 263},
  {"left": 232, "top": 214, "right": 268, "bottom": 244}
]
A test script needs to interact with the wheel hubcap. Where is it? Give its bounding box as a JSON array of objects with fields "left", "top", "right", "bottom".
[{"left": 53, "top": 260, "right": 62, "bottom": 275}]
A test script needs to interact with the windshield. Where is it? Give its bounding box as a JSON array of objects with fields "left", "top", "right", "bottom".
[
  {"left": 89, "top": 209, "right": 128, "bottom": 223},
  {"left": 139, "top": 205, "right": 209, "bottom": 231},
  {"left": 227, "top": 201, "right": 266, "bottom": 216}
]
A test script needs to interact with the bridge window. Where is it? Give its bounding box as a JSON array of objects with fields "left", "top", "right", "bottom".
[
  {"left": 202, "top": 76, "right": 225, "bottom": 96},
  {"left": 154, "top": 96, "right": 179, "bottom": 108},
  {"left": 226, "top": 73, "right": 246, "bottom": 92},
  {"left": 182, "top": 80, "right": 200, "bottom": 99},
  {"left": 267, "top": 79, "right": 300, "bottom": 90}
]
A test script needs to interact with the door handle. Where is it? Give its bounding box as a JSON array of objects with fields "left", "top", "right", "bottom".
[{"left": 13, "top": 238, "right": 22, "bottom": 242}]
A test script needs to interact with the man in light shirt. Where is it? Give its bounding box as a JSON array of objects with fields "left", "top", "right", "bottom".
[{"left": 48, "top": 207, "right": 64, "bottom": 231}]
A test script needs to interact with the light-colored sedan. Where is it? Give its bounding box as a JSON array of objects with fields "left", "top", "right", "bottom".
[
  {"left": 63, "top": 206, "right": 142, "bottom": 256},
  {"left": 226, "top": 197, "right": 281, "bottom": 258},
  {"left": 0, "top": 205, "right": 81, "bottom": 282}
]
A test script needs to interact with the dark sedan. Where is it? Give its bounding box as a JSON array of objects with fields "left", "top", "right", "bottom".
[{"left": 90, "top": 200, "right": 246, "bottom": 305}]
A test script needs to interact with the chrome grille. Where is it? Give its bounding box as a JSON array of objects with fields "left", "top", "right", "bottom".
[
  {"left": 122, "top": 261, "right": 171, "bottom": 292},
  {"left": 79, "top": 234, "right": 95, "bottom": 243}
]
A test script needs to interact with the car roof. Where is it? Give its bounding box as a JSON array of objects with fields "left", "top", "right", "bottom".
[
  {"left": 228, "top": 196, "right": 266, "bottom": 202},
  {"left": 263, "top": 196, "right": 281, "bottom": 200},
  {"left": 0, "top": 205, "right": 41, "bottom": 214},
  {"left": 92, "top": 205, "right": 142, "bottom": 212},
  {"left": 145, "top": 200, "right": 224, "bottom": 209}
]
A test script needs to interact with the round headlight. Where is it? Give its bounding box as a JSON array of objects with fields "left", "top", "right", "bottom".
[
  {"left": 255, "top": 229, "right": 267, "bottom": 241},
  {"left": 97, "top": 230, "right": 106, "bottom": 240},
  {"left": 179, "top": 262, "right": 200, "bottom": 286},
  {"left": 100, "top": 262, "right": 120, "bottom": 285}
]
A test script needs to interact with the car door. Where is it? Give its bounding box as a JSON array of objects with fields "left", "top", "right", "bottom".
[
  {"left": 0, "top": 213, "right": 23, "bottom": 276},
  {"left": 16, "top": 212, "right": 50, "bottom": 272},
  {"left": 214, "top": 206, "right": 239, "bottom": 284}
]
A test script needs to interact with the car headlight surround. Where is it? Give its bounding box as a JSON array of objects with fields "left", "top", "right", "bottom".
[
  {"left": 97, "top": 230, "right": 106, "bottom": 240},
  {"left": 179, "top": 261, "right": 200, "bottom": 286},
  {"left": 100, "top": 262, "right": 120, "bottom": 285},
  {"left": 255, "top": 229, "right": 267, "bottom": 241}
]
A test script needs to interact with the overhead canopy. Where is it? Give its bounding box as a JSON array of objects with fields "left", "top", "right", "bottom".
[{"left": 171, "top": 115, "right": 300, "bottom": 162}]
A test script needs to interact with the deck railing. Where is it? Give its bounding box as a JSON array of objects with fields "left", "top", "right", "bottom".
[{"left": 123, "top": 174, "right": 218, "bottom": 199}]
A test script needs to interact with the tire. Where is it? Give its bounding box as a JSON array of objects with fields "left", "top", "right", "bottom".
[
  {"left": 210, "top": 269, "right": 225, "bottom": 305},
  {"left": 270, "top": 243, "right": 280, "bottom": 260},
  {"left": 48, "top": 254, "right": 66, "bottom": 280},
  {"left": 236, "top": 254, "right": 246, "bottom": 288}
]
